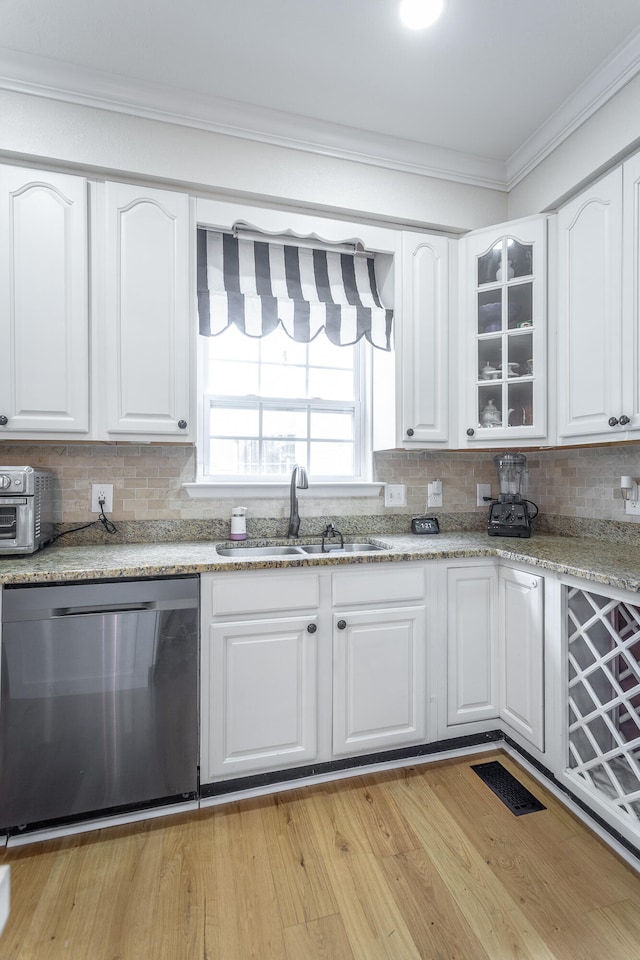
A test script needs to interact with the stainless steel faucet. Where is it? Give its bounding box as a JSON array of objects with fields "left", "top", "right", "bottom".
[{"left": 287, "top": 464, "right": 309, "bottom": 538}]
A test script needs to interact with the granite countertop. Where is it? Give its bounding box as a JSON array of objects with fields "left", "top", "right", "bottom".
[{"left": 0, "top": 532, "right": 638, "bottom": 593}]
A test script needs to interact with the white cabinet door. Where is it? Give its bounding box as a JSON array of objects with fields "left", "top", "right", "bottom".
[
  {"left": 460, "top": 216, "right": 547, "bottom": 446},
  {"left": 100, "top": 182, "right": 193, "bottom": 439},
  {"left": 556, "top": 168, "right": 624, "bottom": 439},
  {"left": 500, "top": 567, "right": 544, "bottom": 751},
  {"left": 0, "top": 165, "right": 89, "bottom": 436},
  {"left": 201, "top": 614, "right": 318, "bottom": 781},
  {"left": 622, "top": 152, "right": 640, "bottom": 431},
  {"left": 398, "top": 232, "right": 450, "bottom": 446},
  {"left": 332, "top": 605, "right": 427, "bottom": 755},
  {"left": 447, "top": 566, "right": 499, "bottom": 725}
]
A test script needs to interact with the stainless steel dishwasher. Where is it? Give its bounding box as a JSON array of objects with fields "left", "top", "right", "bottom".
[{"left": 0, "top": 576, "right": 199, "bottom": 834}]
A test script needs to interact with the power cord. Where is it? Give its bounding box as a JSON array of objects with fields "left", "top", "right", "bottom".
[{"left": 49, "top": 496, "right": 118, "bottom": 544}]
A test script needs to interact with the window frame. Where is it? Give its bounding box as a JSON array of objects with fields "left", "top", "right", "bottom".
[{"left": 197, "top": 330, "right": 373, "bottom": 484}]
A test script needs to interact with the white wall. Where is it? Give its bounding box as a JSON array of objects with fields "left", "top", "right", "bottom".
[
  {"left": 0, "top": 89, "right": 507, "bottom": 232},
  {"left": 508, "top": 72, "right": 640, "bottom": 218}
]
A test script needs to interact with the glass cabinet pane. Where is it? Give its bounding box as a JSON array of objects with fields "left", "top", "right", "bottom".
[
  {"left": 507, "top": 331, "right": 533, "bottom": 376},
  {"left": 478, "top": 337, "right": 502, "bottom": 381},
  {"left": 508, "top": 282, "right": 533, "bottom": 329},
  {"left": 507, "top": 382, "right": 533, "bottom": 426},
  {"left": 477, "top": 243, "right": 501, "bottom": 286},
  {"left": 478, "top": 289, "right": 502, "bottom": 334},
  {"left": 478, "top": 385, "right": 503, "bottom": 428},
  {"left": 505, "top": 239, "right": 533, "bottom": 279}
]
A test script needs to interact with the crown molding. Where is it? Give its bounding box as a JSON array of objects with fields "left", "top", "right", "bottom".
[
  {"left": 0, "top": 48, "right": 507, "bottom": 190},
  {"left": 2, "top": 35, "right": 640, "bottom": 196},
  {"left": 506, "top": 28, "right": 640, "bottom": 189}
]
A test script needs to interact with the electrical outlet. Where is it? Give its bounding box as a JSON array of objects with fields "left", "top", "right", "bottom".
[
  {"left": 384, "top": 483, "right": 407, "bottom": 507},
  {"left": 477, "top": 483, "right": 492, "bottom": 507},
  {"left": 91, "top": 483, "right": 114, "bottom": 514},
  {"left": 626, "top": 497, "right": 640, "bottom": 516},
  {"left": 427, "top": 480, "right": 443, "bottom": 509}
]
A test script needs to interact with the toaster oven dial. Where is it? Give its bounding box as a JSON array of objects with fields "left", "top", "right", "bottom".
[{"left": 0, "top": 475, "right": 11, "bottom": 489}]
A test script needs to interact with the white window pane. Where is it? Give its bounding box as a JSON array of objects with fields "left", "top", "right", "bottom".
[
  {"left": 310, "top": 410, "right": 354, "bottom": 440},
  {"left": 210, "top": 438, "right": 260, "bottom": 475},
  {"left": 310, "top": 442, "right": 353, "bottom": 476},
  {"left": 262, "top": 440, "right": 307, "bottom": 475},
  {"left": 210, "top": 407, "right": 259, "bottom": 437},
  {"left": 309, "top": 336, "right": 354, "bottom": 369},
  {"left": 308, "top": 368, "right": 354, "bottom": 400},
  {"left": 211, "top": 360, "right": 259, "bottom": 395},
  {"left": 263, "top": 409, "right": 307, "bottom": 438},
  {"left": 260, "top": 328, "right": 307, "bottom": 364},
  {"left": 262, "top": 365, "right": 306, "bottom": 397},
  {"left": 209, "top": 327, "right": 260, "bottom": 362}
]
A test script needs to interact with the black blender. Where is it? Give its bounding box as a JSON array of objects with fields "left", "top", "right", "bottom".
[{"left": 487, "top": 452, "right": 538, "bottom": 538}]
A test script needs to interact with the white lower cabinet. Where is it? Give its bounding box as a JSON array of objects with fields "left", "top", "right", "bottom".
[
  {"left": 444, "top": 561, "right": 545, "bottom": 753},
  {"left": 200, "top": 570, "right": 322, "bottom": 783},
  {"left": 204, "top": 615, "right": 319, "bottom": 779},
  {"left": 499, "top": 565, "right": 545, "bottom": 752},
  {"left": 200, "top": 563, "right": 430, "bottom": 783},
  {"left": 445, "top": 563, "right": 500, "bottom": 726},
  {"left": 332, "top": 604, "right": 427, "bottom": 756}
]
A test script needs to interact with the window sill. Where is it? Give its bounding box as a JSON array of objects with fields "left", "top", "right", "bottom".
[{"left": 183, "top": 481, "right": 385, "bottom": 499}]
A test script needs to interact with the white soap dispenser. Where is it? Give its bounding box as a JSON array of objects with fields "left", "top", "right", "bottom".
[{"left": 230, "top": 506, "right": 248, "bottom": 540}]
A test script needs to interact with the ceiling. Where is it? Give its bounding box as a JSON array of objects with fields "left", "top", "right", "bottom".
[{"left": 1, "top": 0, "right": 640, "bottom": 189}]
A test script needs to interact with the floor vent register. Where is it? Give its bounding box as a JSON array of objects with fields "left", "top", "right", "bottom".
[{"left": 471, "top": 761, "right": 546, "bottom": 816}]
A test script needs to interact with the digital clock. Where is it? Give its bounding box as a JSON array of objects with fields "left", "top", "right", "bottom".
[{"left": 411, "top": 516, "right": 440, "bottom": 535}]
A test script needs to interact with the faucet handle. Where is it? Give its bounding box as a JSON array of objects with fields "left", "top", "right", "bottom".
[{"left": 321, "top": 523, "right": 344, "bottom": 551}]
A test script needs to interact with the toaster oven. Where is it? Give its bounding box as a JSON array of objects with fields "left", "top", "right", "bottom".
[{"left": 0, "top": 467, "right": 55, "bottom": 555}]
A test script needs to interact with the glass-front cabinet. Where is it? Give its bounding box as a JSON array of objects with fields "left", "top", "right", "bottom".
[{"left": 461, "top": 216, "right": 547, "bottom": 445}]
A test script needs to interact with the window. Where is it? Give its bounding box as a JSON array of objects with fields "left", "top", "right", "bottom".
[
  {"left": 194, "top": 222, "right": 395, "bottom": 489},
  {"left": 200, "top": 324, "right": 371, "bottom": 481}
]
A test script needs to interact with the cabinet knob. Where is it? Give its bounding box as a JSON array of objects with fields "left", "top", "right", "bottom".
[
  {"left": 178, "top": 419, "right": 188, "bottom": 430},
  {"left": 620, "top": 415, "right": 631, "bottom": 426},
  {"left": 307, "top": 623, "right": 317, "bottom": 634},
  {"left": 608, "top": 416, "right": 619, "bottom": 427},
  {"left": 466, "top": 428, "right": 475, "bottom": 437},
  {"left": 337, "top": 619, "right": 347, "bottom": 630},
  {"left": 406, "top": 428, "right": 414, "bottom": 437},
  {"left": 0, "top": 416, "right": 7, "bottom": 426}
]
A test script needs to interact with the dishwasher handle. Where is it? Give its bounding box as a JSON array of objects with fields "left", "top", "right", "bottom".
[{"left": 53, "top": 602, "right": 156, "bottom": 617}]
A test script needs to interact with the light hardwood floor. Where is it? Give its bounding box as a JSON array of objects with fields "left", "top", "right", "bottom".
[{"left": 1, "top": 750, "right": 640, "bottom": 959}]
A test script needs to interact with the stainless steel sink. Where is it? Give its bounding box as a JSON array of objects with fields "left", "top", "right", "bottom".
[
  {"left": 216, "top": 545, "right": 305, "bottom": 558},
  {"left": 216, "top": 541, "right": 388, "bottom": 559},
  {"left": 300, "top": 542, "right": 386, "bottom": 554}
]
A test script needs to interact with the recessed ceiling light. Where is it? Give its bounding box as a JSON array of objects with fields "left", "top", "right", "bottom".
[{"left": 399, "top": 0, "right": 444, "bottom": 30}]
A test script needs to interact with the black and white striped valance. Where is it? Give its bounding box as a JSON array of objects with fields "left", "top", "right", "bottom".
[{"left": 197, "top": 229, "right": 393, "bottom": 350}]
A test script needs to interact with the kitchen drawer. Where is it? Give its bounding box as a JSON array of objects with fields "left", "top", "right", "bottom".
[
  {"left": 331, "top": 564, "right": 427, "bottom": 606},
  {"left": 204, "top": 571, "right": 320, "bottom": 617}
]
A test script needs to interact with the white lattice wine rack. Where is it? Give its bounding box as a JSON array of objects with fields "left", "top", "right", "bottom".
[{"left": 567, "top": 586, "right": 640, "bottom": 821}]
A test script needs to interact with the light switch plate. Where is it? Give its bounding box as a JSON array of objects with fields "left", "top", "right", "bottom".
[{"left": 384, "top": 483, "right": 406, "bottom": 507}]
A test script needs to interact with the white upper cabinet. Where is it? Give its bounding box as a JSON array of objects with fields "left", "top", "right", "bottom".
[
  {"left": 397, "top": 231, "right": 451, "bottom": 446},
  {"left": 460, "top": 216, "right": 547, "bottom": 446},
  {"left": 621, "top": 153, "right": 640, "bottom": 434},
  {"left": 0, "top": 165, "right": 89, "bottom": 436},
  {"left": 556, "top": 168, "right": 625, "bottom": 441},
  {"left": 98, "top": 182, "right": 193, "bottom": 439}
]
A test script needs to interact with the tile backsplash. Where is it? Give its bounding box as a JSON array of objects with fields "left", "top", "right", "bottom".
[{"left": 2, "top": 441, "right": 640, "bottom": 531}]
